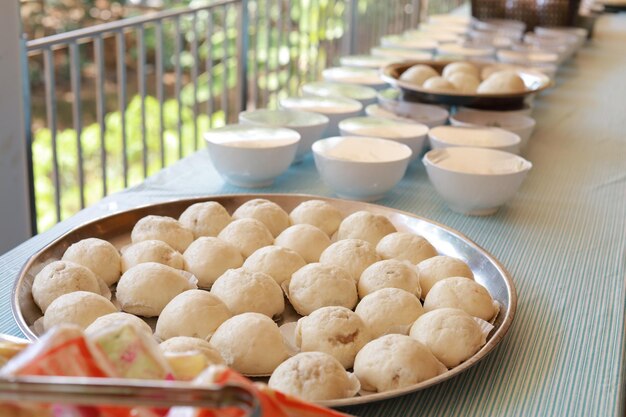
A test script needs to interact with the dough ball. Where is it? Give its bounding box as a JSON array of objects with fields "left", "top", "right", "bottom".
[
  {"left": 160, "top": 336, "right": 225, "bottom": 365},
  {"left": 183, "top": 237, "right": 243, "bottom": 288},
  {"left": 43, "top": 291, "right": 117, "bottom": 331},
  {"left": 477, "top": 71, "right": 526, "bottom": 94},
  {"left": 275, "top": 224, "right": 331, "bottom": 263},
  {"left": 320, "top": 239, "right": 381, "bottom": 281},
  {"left": 336, "top": 211, "right": 396, "bottom": 246},
  {"left": 217, "top": 218, "right": 274, "bottom": 258},
  {"left": 210, "top": 312, "right": 290, "bottom": 375},
  {"left": 409, "top": 308, "right": 486, "bottom": 368},
  {"left": 121, "top": 240, "right": 184, "bottom": 272},
  {"left": 399, "top": 64, "right": 439, "bottom": 86},
  {"left": 355, "top": 288, "right": 424, "bottom": 339},
  {"left": 210, "top": 268, "right": 284, "bottom": 318},
  {"left": 353, "top": 334, "right": 446, "bottom": 392},
  {"left": 232, "top": 199, "right": 290, "bottom": 237},
  {"left": 242, "top": 245, "right": 306, "bottom": 284},
  {"left": 376, "top": 232, "right": 438, "bottom": 264},
  {"left": 32, "top": 260, "right": 107, "bottom": 313},
  {"left": 447, "top": 72, "right": 480, "bottom": 94},
  {"left": 62, "top": 238, "right": 121, "bottom": 286},
  {"left": 268, "top": 352, "right": 358, "bottom": 401},
  {"left": 155, "top": 290, "right": 232, "bottom": 341},
  {"left": 288, "top": 263, "right": 358, "bottom": 316},
  {"left": 442, "top": 62, "right": 480, "bottom": 79},
  {"left": 131, "top": 215, "right": 194, "bottom": 253},
  {"left": 295, "top": 306, "right": 370, "bottom": 369},
  {"left": 424, "top": 277, "right": 498, "bottom": 321},
  {"left": 422, "top": 76, "right": 457, "bottom": 93},
  {"left": 358, "top": 259, "right": 421, "bottom": 298},
  {"left": 85, "top": 312, "right": 153, "bottom": 338},
  {"left": 418, "top": 256, "right": 474, "bottom": 298},
  {"left": 116, "top": 262, "right": 197, "bottom": 317},
  {"left": 289, "top": 200, "right": 344, "bottom": 236},
  {"left": 178, "top": 201, "right": 232, "bottom": 238}
]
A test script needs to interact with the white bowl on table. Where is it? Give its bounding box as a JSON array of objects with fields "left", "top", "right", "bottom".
[
  {"left": 459, "top": 103, "right": 533, "bottom": 117},
  {"left": 535, "top": 26, "right": 588, "bottom": 49},
  {"left": 423, "top": 146, "right": 532, "bottom": 215},
  {"left": 428, "top": 125, "right": 522, "bottom": 155},
  {"left": 238, "top": 109, "right": 329, "bottom": 162},
  {"left": 379, "top": 35, "right": 439, "bottom": 52},
  {"left": 321, "top": 67, "right": 388, "bottom": 91},
  {"left": 279, "top": 96, "right": 363, "bottom": 137},
  {"left": 204, "top": 125, "right": 300, "bottom": 188},
  {"left": 437, "top": 43, "right": 496, "bottom": 60},
  {"left": 450, "top": 109, "right": 536, "bottom": 150},
  {"left": 404, "top": 29, "right": 463, "bottom": 44},
  {"left": 301, "top": 81, "right": 378, "bottom": 109},
  {"left": 312, "top": 136, "right": 412, "bottom": 201},
  {"left": 376, "top": 90, "right": 449, "bottom": 128},
  {"left": 339, "top": 55, "right": 397, "bottom": 69},
  {"left": 370, "top": 47, "right": 433, "bottom": 62},
  {"left": 338, "top": 116, "right": 429, "bottom": 160}
]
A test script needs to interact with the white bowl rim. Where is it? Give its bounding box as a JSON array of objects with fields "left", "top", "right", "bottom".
[
  {"left": 312, "top": 136, "right": 412, "bottom": 163},
  {"left": 423, "top": 146, "right": 532, "bottom": 176},
  {"left": 239, "top": 109, "right": 329, "bottom": 127},
  {"left": 428, "top": 125, "right": 521, "bottom": 147},
  {"left": 339, "top": 116, "right": 429, "bottom": 138},
  {"left": 204, "top": 125, "right": 301, "bottom": 148},
  {"left": 279, "top": 95, "right": 363, "bottom": 114},
  {"left": 301, "top": 81, "right": 378, "bottom": 101},
  {"left": 451, "top": 110, "right": 536, "bottom": 130}
]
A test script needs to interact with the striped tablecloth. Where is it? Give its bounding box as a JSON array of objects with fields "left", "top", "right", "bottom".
[{"left": 1, "top": 13, "right": 625, "bottom": 417}]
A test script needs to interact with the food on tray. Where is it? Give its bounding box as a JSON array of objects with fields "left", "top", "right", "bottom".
[
  {"left": 242, "top": 245, "right": 306, "bottom": 285},
  {"left": 336, "top": 211, "right": 397, "bottom": 245},
  {"left": 183, "top": 237, "right": 243, "bottom": 288},
  {"left": 43, "top": 291, "right": 117, "bottom": 331},
  {"left": 121, "top": 240, "right": 184, "bottom": 272},
  {"left": 376, "top": 232, "right": 438, "bottom": 264},
  {"left": 399, "top": 64, "right": 439, "bottom": 86},
  {"left": 417, "top": 255, "right": 474, "bottom": 298},
  {"left": 232, "top": 198, "right": 291, "bottom": 237},
  {"left": 357, "top": 259, "right": 421, "bottom": 298},
  {"left": 477, "top": 70, "right": 526, "bottom": 94},
  {"left": 355, "top": 288, "right": 424, "bottom": 338},
  {"left": 155, "top": 290, "right": 231, "bottom": 341},
  {"left": 319, "top": 239, "right": 381, "bottom": 281},
  {"left": 289, "top": 199, "right": 344, "bottom": 236},
  {"left": 447, "top": 72, "right": 480, "bottom": 94},
  {"left": 409, "top": 308, "right": 488, "bottom": 368},
  {"left": 178, "top": 201, "right": 232, "bottom": 238},
  {"left": 210, "top": 268, "right": 284, "bottom": 317},
  {"left": 275, "top": 224, "right": 331, "bottom": 263},
  {"left": 217, "top": 218, "right": 274, "bottom": 258},
  {"left": 32, "top": 260, "right": 109, "bottom": 313},
  {"left": 424, "top": 277, "right": 498, "bottom": 321},
  {"left": 268, "top": 352, "right": 359, "bottom": 401},
  {"left": 0, "top": 340, "right": 28, "bottom": 368},
  {"left": 423, "top": 76, "right": 457, "bottom": 93},
  {"left": 353, "top": 334, "right": 446, "bottom": 392},
  {"left": 131, "top": 215, "right": 194, "bottom": 253},
  {"left": 287, "top": 263, "right": 358, "bottom": 315},
  {"left": 295, "top": 306, "right": 370, "bottom": 369},
  {"left": 61, "top": 238, "right": 122, "bottom": 286},
  {"left": 160, "top": 337, "right": 224, "bottom": 380},
  {"left": 442, "top": 61, "right": 480, "bottom": 79},
  {"left": 116, "top": 262, "right": 198, "bottom": 317},
  {"left": 210, "top": 312, "right": 291, "bottom": 375},
  {"left": 86, "top": 312, "right": 153, "bottom": 338}
]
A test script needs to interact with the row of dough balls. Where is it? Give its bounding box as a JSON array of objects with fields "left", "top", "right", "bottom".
[{"left": 399, "top": 62, "right": 527, "bottom": 94}]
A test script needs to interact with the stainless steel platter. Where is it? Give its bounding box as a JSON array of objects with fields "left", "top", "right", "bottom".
[{"left": 11, "top": 194, "right": 517, "bottom": 407}]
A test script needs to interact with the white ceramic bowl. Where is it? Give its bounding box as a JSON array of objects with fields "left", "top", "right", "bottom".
[
  {"left": 370, "top": 47, "right": 433, "bottom": 61},
  {"left": 238, "top": 109, "right": 329, "bottom": 162},
  {"left": 340, "top": 54, "right": 397, "bottom": 69},
  {"left": 380, "top": 35, "right": 439, "bottom": 52},
  {"left": 428, "top": 14, "right": 475, "bottom": 26},
  {"left": 423, "top": 146, "right": 532, "bottom": 215},
  {"left": 204, "top": 125, "right": 300, "bottom": 188},
  {"left": 404, "top": 29, "right": 462, "bottom": 44},
  {"left": 312, "top": 136, "right": 412, "bottom": 201},
  {"left": 338, "top": 116, "right": 429, "bottom": 160},
  {"left": 535, "top": 26, "right": 588, "bottom": 49},
  {"left": 497, "top": 49, "right": 561, "bottom": 67},
  {"left": 510, "top": 42, "right": 569, "bottom": 63},
  {"left": 321, "top": 67, "right": 388, "bottom": 91},
  {"left": 301, "top": 81, "right": 378, "bottom": 109},
  {"left": 420, "top": 22, "right": 471, "bottom": 35},
  {"left": 437, "top": 43, "right": 496, "bottom": 60},
  {"left": 450, "top": 110, "right": 535, "bottom": 150},
  {"left": 375, "top": 90, "right": 449, "bottom": 128},
  {"left": 279, "top": 96, "right": 363, "bottom": 137},
  {"left": 428, "top": 125, "right": 522, "bottom": 154},
  {"left": 459, "top": 103, "right": 533, "bottom": 117}
]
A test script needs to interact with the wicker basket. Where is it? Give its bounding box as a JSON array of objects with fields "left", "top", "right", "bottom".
[{"left": 471, "top": 0, "right": 582, "bottom": 30}]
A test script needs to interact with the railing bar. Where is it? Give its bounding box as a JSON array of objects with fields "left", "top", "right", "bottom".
[
  {"left": 263, "top": 0, "right": 271, "bottom": 106},
  {"left": 275, "top": 0, "right": 283, "bottom": 103},
  {"left": 155, "top": 21, "right": 165, "bottom": 168},
  {"left": 94, "top": 35, "right": 107, "bottom": 197},
  {"left": 191, "top": 12, "right": 199, "bottom": 150},
  {"left": 115, "top": 31, "right": 129, "bottom": 188},
  {"left": 26, "top": 0, "right": 241, "bottom": 51},
  {"left": 251, "top": 0, "right": 260, "bottom": 108},
  {"left": 412, "top": 0, "right": 421, "bottom": 29},
  {"left": 308, "top": 0, "right": 316, "bottom": 82},
  {"left": 206, "top": 10, "right": 214, "bottom": 126},
  {"left": 43, "top": 48, "right": 61, "bottom": 223},
  {"left": 285, "top": 0, "right": 294, "bottom": 95},
  {"left": 221, "top": 6, "right": 229, "bottom": 121},
  {"left": 69, "top": 42, "right": 85, "bottom": 209},
  {"left": 174, "top": 16, "right": 183, "bottom": 158},
  {"left": 137, "top": 25, "right": 148, "bottom": 178},
  {"left": 236, "top": 0, "right": 249, "bottom": 112}
]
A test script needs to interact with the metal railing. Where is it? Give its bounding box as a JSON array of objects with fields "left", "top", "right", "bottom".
[{"left": 24, "top": 0, "right": 466, "bottom": 233}]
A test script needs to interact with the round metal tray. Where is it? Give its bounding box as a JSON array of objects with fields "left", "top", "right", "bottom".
[{"left": 11, "top": 194, "right": 517, "bottom": 407}]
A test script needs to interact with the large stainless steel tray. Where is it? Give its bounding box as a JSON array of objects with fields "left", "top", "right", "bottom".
[{"left": 12, "top": 194, "right": 517, "bottom": 408}]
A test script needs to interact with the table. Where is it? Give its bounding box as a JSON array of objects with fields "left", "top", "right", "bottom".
[{"left": 2, "top": 13, "right": 626, "bottom": 417}]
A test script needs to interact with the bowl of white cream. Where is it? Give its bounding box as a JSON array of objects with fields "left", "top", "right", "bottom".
[
  {"left": 279, "top": 96, "right": 363, "bottom": 137},
  {"left": 423, "top": 146, "right": 532, "bottom": 215},
  {"left": 301, "top": 81, "right": 378, "bottom": 110},
  {"left": 204, "top": 125, "right": 300, "bottom": 188},
  {"left": 321, "top": 67, "right": 388, "bottom": 91},
  {"left": 312, "top": 136, "right": 412, "bottom": 201},
  {"left": 428, "top": 125, "right": 521, "bottom": 155}
]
